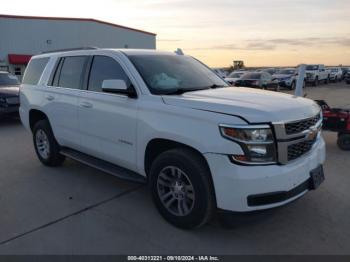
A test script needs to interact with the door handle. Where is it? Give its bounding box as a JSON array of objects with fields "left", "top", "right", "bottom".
[
  {"left": 80, "top": 101, "right": 93, "bottom": 108},
  {"left": 45, "top": 95, "right": 55, "bottom": 101}
]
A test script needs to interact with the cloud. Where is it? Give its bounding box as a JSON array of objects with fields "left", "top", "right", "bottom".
[
  {"left": 188, "top": 37, "right": 350, "bottom": 51},
  {"left": 157, "top": 39, "right": 182, "bottom": 42}
]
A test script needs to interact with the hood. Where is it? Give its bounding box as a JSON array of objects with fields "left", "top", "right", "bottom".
[
  {"left": 273, "top": 74, "right": 292, "bottom": 79},
  {"left": 0, "top": 86, "right": 20, "bottom": 98},
  {"left": 162, "top": 87, "right": 320, "bottom": 123}
]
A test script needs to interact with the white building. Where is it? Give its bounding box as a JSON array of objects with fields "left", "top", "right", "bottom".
[{"left": 0, "top": 14, "right": 156, "bottom": 80}]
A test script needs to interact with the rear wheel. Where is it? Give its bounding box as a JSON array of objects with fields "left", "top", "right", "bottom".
[
  {"left": 337, "top": 134, "right": 350, "bottom": 151},
  {"left": 149, "top": 148, "right": 215, "bottom": 229},
  {"left": 33, "top": 120, "right": 65, "bottom": 166}
]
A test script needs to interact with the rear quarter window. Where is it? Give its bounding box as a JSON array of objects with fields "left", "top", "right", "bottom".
[{"left": 22, "top": 57, "right": 49, "bottom": 85}]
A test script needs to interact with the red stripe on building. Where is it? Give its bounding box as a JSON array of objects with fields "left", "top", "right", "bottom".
[{"left": 8, "top": 54, "right": 32, "bottom": 64}]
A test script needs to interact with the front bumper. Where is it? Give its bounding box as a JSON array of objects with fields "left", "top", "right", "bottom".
[
  {"left": 0, "top": 105, "right": 19, "bottom": 115},
  {"left": 278, "top": 80, "right": 292, "bottom": 87},
  {"left": 204, "top": 135, "right": 326, "bottom": 212}
]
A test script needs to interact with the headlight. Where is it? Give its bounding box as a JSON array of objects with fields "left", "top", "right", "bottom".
[{"left": 219, "top": 124, "right": 277, "bottom": 164}]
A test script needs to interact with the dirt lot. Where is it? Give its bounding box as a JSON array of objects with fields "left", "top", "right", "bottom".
[{"left": 0, "top": 82, "right": 349, "bottom": 255}]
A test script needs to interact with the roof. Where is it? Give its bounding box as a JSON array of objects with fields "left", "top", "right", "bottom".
[
  {"left": 34, "top": 48, "right": 176, "bottom": 58},
  {"left": 0, "top": 14, "right": 156, "bottom": 36}
]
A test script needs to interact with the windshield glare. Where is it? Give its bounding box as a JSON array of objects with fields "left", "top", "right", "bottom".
[
  {"left": 241, "top": 73, "right": 261, "bottom": 80},
  {"left": 128, "top": 55, "right": 228, "bottom": 94},
  {"left": 0, "top": 73, "right": 19, "bottom": 86}
]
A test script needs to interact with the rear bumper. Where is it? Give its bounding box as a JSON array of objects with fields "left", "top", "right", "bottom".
[{"left": 204, "top": 135, "right": 326, "bottom": 212}]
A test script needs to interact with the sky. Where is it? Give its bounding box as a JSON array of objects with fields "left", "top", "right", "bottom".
[{"left": 1, "top": 0, "right": 350, "bottom": 67}]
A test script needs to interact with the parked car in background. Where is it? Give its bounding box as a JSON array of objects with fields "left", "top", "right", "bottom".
[
  {"left": 341, "top": 67, "right": 350, "bottom": 79},
  {"left": 224, "top": 71, "right": 247, "bottom": 85},
  {"left": 212, "top": 68, "right": 227, "bottom": 79},
  {"left": 0, "top": 71, "right": 20, "bottom": 117},
  {"left": 345, "top": 71, "right": 350, "bottom": 84},
  {"left": 305, "top": 64, "right": 330, "bottom": 86},
  {"left": 259, "top": 68, "right": 277, "bottom": 75},
  {"left": 20, "top": 48, "right": 325, "bottom": 229},
  {"left": 272, "top": 68, "right": 299, "bottom": 90},
  {"left": 235, "top": 72, "right": 279, "bottom": 91},
  {"left": 328, "top": 67, "right": 343, "bottom": 82}
]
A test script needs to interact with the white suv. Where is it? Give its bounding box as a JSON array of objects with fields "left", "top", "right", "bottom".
[{"left": 20, "top": 48, "right": 326, "bottom": 229}]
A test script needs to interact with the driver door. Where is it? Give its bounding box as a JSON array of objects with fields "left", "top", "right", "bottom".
[{"left": 78, "top": 55, "right": 138, "bottom": 171}]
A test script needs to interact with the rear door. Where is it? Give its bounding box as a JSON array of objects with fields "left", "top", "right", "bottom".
[
  {"left": 77, "top": 55, "right": 138, "bottom": 171},
  {"left": 44, "top": 56, "right": 89, "bottom": 149}
]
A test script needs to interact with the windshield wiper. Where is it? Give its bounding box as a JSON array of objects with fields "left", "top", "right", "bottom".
[
  {"left": 208, "top": 84, "right": 226, "bottom": 89},
  {"left": 161, "top": 85, "right": 226, "bottom": 95},
  {"left": 161, "top": 88, "right": 202, "bottom": 95}
]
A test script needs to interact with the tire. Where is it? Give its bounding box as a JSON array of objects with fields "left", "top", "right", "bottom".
[
  {"left": 337, "top": 134, "right": 350, "bottom": 151},
  {"left": 290, "top": 81, "right": 296, "bottom": 90},
  {"left": 335, "top": 76, "right": 338, "bottom": 83},
  {"left": 313, "top": 77, "right": 319, "bottom": 87},
  {"left": 32, "top": 120, "right": 65, "bottom": 166},
  {"left": 325, "top": 76, "right": 329, "bottom": 84},
  {"left": 149, "top": 148, "right": 215, "bottom": 229}
]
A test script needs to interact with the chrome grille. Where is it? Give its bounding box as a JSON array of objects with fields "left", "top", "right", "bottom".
[
  {"left": 285, "top": 113, "right": 321, "bottom": 135},
  {"left": 287, "top": 139, "right": 315, "bottom": 161},
  {"left": 273, "top": 111, "right": 322, "bottom": 164}
]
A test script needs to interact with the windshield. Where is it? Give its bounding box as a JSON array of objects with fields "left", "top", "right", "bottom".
[
  {"left": 128, "top": 55, "right": 228, "bottom": 94},
  {"left": 278, "top": 69, "right": 295, "bottom": 75},
  {"left": 0, "top": 73, "right": 19, "bottom": 86},
  {"left": 228, "top": 72, "right": 244, "bottom": 78},
  {"left": 329, "top": 68, "right": 338, "bottom": 72},
  {"left": 241, "top": 73, "right": 261, "bottom": 80},
  {"left": 306, "top": 65, "right": 319, "bottom": 70}
]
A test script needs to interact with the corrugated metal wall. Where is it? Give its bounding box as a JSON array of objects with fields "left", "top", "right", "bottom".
[{"left": 0, "top": 17, "right": 156, "bottom": 79}]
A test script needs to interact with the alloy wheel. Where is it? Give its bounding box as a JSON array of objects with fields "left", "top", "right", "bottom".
[
  {"left": 157, "top": 166, "right": 195, "bottom": 216},
  {"left": 35, "top": 129, "right": 50, "bottom": 160}
]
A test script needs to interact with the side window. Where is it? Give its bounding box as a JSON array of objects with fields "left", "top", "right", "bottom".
[
  {"left": 88, "top": 56, "right": 130, "bottom": 92},
  {"left": 49, "top": 58, "right": 64, "bottom": 87},
  {"left": 57, "top": 56, "right": 87, "bottom": 89},
  {"left": 22, "top": 57, "right": 49, "bottom": 85}
]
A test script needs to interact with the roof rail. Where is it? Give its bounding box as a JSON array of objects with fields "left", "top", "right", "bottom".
[{"left": 41, "top": 47, "right": 99, "bottom": 54}]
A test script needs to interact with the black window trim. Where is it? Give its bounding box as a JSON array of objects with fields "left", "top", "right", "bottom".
[{"left": 48, "top": 57, "right": 63, "bottom": 86}]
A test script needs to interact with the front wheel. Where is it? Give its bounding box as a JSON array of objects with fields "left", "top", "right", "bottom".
[
  {"left": 33, "top": 120, "right": 65, "bottom": 166},
  {"left": 337, "top": 134, "right": 350, "bottom": 151},
  {"left": 313, "top": 77, "right": 319, "bottom": 86},
  {"left": 149, "top": 148, "right": 215, "bottom": 229}
]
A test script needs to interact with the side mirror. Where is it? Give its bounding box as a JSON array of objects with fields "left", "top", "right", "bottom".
[{"left": 102, "top": 79, "right": 137, "bottom": 98}]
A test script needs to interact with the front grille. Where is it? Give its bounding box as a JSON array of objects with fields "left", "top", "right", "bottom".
[
  {"left": 287, "top": 139, "right": 315, "bottom": 161},
  {"left": 6, "top": 97, "right": 19, "bottom": 105},
  {"left": 285, "top": 113, "right": 320, "bottom": 135}
]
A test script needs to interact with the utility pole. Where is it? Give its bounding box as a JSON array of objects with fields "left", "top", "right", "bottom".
[{"left": 295, "top": 64, "right": 306, "bottom": 97}]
